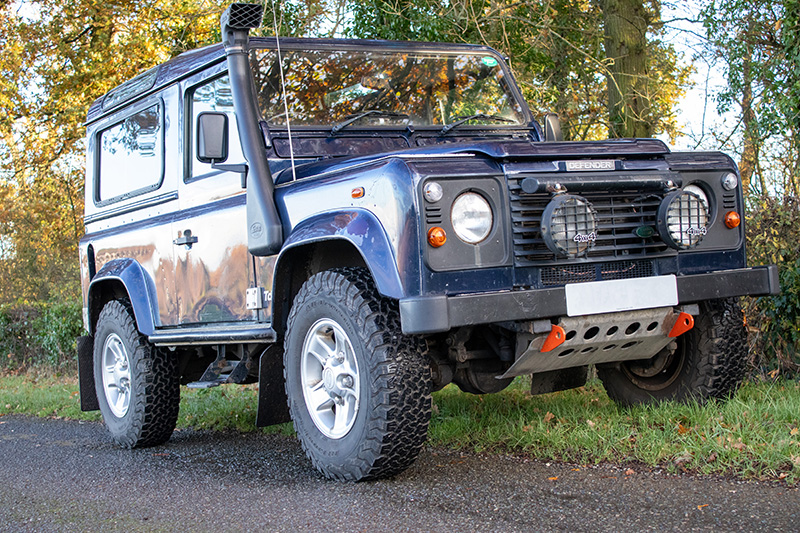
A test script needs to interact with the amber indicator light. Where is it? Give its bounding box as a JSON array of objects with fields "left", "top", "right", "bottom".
[
  {"left": 427, "top": 227, "right": 447, "bottom": 247},
  {"left": 351, "top": 187, "right": 365, "bottom": 199},
  {"left": 724, "top": 211, "right": 741, "bottom": 229}
]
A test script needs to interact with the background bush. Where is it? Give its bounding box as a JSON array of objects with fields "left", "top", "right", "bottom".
[
  {"left": 0, "top": 301, "right": 83, "bottom": 372},
  {"left": 744, "top": 195, "right": 800, "bottom": 376}
]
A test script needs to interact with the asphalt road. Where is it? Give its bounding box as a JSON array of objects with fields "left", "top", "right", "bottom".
[{"left": 0, "top": 415, "right": 797, "bottom": 532}]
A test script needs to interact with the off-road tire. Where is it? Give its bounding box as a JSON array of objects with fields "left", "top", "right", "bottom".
[
  {"left": 284, "top": 268, "right": 432, "bottom": 481},
  {"left": 93, "top": 300, "right": 179, "bottom": 448},
  {"left": 598, "top": 298, "right": 747, "bottom": 407}
]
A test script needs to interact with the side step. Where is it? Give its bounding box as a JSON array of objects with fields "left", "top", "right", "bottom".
[{"left": 148, "top": 323, "right": 276, "bottom": 346}]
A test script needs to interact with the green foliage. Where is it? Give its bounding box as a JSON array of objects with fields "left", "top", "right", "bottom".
[
  {"left": 744, "top": 195, "right": 800, "bottom": 374},
  {"left": 0, "top": 300, "right": 83, "bottom": 372},
  {"left": 429, "top": 378, "right": 800, "bottom": 483},
  {"left": 702, "top": 1, "right": 800, "bottom": 195}
]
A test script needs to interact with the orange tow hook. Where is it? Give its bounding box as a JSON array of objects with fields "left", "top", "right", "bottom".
[
  {"left": 541, "top": 325, "right": 567, "bottom": 352},
  {"left": 669, "top": 312, "right": 694, "bottom": 337}
]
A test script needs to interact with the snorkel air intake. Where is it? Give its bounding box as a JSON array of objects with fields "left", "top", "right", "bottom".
[{"left": 221, "top": 3, "right": 283, "bottom": 255}]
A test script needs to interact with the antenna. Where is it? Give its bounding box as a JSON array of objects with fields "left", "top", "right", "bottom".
[{"left": 271, "top": 0, "right": 297, "bottom": 182}]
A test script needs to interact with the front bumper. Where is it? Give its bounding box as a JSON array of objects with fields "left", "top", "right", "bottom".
[{"left": 399, "top": 265, "right": 779, "bottom": 334}]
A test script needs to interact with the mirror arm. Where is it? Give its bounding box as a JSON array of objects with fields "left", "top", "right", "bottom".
[{"left": 212, "top": 162, "right": 249, "bottom": 188}]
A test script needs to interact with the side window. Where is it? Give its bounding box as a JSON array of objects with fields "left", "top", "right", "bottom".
[
  {"left": 97, "top": 103, "right": 164, "bottom": 202},
  {"left": 190, "top": 75, "right": 245, "bottom": 180}
]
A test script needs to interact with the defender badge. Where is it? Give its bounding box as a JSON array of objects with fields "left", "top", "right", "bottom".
[{"left": 565, "top": 160, "right": 616, "bottom": 171}]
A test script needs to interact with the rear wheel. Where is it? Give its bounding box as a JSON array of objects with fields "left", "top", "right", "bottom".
[
  {"left": 284, "top": 268, "right": 432, "bottom": 481},
  {"left": 93, "top": 300, "right": 179, "bottom": 448},
  {"left": 598, "top": 298, "right": 747, "bottom": 407}
]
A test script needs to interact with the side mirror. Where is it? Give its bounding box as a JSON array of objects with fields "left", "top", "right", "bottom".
[
  {"left": 543, "top": 112, "right": 563, "bottom": 142},
  {"left": 197, "top": 112, "right": 229, "bottom": 163}
]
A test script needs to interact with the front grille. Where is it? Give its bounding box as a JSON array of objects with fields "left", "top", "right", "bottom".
[
  {"left": 508, "top": 177, "right": 672, "bottom": 266},
  {"left": 540, "top": 260, "right": 653, "bottom": 286}
]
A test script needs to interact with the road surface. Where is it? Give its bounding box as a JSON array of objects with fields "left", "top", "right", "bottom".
[{"left": 0, "top": 415, "right": 797, "bottom": 531}]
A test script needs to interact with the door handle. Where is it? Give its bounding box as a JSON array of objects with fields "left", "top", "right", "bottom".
[{"left": 174, "top": 230, "right": 199, "bottom": 247}]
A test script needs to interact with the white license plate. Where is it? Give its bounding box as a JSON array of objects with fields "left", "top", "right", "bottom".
[{"left": 565, "top": 275, "right": 678, "bottom": 317}]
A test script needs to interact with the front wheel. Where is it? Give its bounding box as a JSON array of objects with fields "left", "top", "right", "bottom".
[
  {"left": 598, "top": 298, "right": 747, "bottom": 407},
  {"left": 93, "top": 300, "right": 179, "bottom": 448},
  {"left": 284, "top": 268, "right": 432, "bottom": 481}
]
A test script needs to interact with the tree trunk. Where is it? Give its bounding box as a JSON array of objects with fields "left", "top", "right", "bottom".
[
  {"left": 600, "top": 0, "right": 654, "bottom": 138},
  {"left": 739, "top": 55, "right": 757, "bottom": 198}
]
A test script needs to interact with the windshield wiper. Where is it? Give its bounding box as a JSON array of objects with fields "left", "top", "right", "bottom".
[
  {"left": 439, "top": 113, "right": 514, "bottom": 136},
  {"left": 331, "top": 110, "right": 410, "bottom": 134}
]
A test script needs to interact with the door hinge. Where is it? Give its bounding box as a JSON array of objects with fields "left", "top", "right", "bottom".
[{"left": 246, "top": 287, "right": 272, "bottom": 310}]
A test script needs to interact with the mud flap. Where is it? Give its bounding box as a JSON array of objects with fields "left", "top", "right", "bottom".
[
  {"left": 256, "top": 345, "right": 291, "bottom": 427},
  {"left": 529, "top": 366, "right": 589, "bottom": 396},
  {"left": 77, "top": 335, "right": 99, "bottom": 411}
]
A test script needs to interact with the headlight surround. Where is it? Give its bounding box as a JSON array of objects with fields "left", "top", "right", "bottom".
[
  {"left": 657, "top": 190, "right": 709, "bottom": 249},
  {"left": 451, "top": 192, "right": 493, "bottom": 244}
]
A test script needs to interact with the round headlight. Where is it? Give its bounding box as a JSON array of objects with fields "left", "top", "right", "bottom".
[
  {"left": 683, "top": 184, "right": 710, "bottom": 213},
  {"left": 451, "top": 192, "right": 493, "bottom": 244},
  {"left": 541, "top": 195, "right": 597, "bottom": 257},
  {"left": 657, "top": 190, "right": 709, "bottom": 249}
]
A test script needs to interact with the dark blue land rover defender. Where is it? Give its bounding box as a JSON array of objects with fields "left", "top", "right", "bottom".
[{"left": 77, "top": 4, "right": 779, "bottom": 480}]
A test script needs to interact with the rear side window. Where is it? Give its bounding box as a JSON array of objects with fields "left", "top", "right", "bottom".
[{"left": 97, "top": 103, "right": 164, "bottom": 203}]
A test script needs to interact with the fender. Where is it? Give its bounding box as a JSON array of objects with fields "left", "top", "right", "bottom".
[
  {"left": 88, "top": 258, "right": 159, "bottom": 336},
  {"left": 276, "top": 209, "right": 406, "bottom": 299}
]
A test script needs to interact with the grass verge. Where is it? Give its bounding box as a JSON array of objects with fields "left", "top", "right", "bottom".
[{"left": 1, "top": 374, "right": 798, "bottom": 483}]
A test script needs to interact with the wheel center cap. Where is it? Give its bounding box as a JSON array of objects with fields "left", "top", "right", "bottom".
[{"left": 323, "top": 367, "right": 335, "bottom": 390}]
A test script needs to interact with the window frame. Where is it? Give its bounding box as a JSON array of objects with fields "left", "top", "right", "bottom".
[
  {"left": 184, "top": 71, "right": 246, "bottom": 184},
  {"left": 93, "top": 98, "right": 166, "bottom": 207}
]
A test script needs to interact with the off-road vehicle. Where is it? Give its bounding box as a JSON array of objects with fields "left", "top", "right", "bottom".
[{"left": 77, "top": 3, "right": 779, "bottom": 480}]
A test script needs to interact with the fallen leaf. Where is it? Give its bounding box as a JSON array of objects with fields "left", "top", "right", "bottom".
[
  {"left": 543, "top": 412, "right": 555, "bottom": 423},
  {"left": 732, "top": 442, "right": 746, "bottom": 451},
  {"left": 791, "top": 428, "right": 799, "bottom": 436},
  {"left": 677, "top": 423, "right": 690, "bottom": 435},
  {"left": 707, "top": 452, "right": 718, "bottom": 463},
  {"left": 768, "top": 369, "right": 780, "bottom": 379},
  {"left": 586, "top": 419, "right": 596, "bottom": 428},
  {"left": 522, "top": 425, "right": 533, "bottom": 432},
  {"left": 625, "top": 468, "right": 635, "bottom": 476}
]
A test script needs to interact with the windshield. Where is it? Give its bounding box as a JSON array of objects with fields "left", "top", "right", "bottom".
[{"left": 249, "top": 47, "right": 526, "bottom": 128}]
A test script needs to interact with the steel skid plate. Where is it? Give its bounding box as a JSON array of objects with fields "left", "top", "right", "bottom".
[{"left": 500, "top": 307, "right": 683, "bottom": 378}]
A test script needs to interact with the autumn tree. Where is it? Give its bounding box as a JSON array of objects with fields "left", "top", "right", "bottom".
[
  {"left": 0, "top": 0, "right": 227, "bottom": 304},
  {"left": 347, "top": 0, "right": 689, "bottom": 141},
  {"left": 703, "top": 0, "right": 798, "bottom": 197}
]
